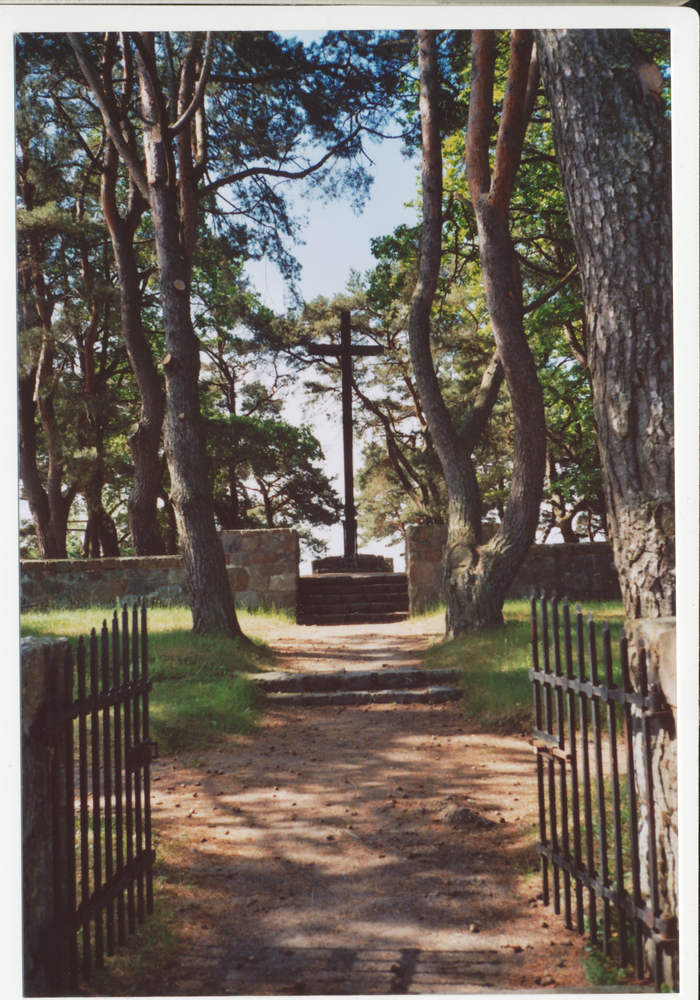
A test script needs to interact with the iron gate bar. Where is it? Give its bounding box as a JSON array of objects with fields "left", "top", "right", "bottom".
[
  {"left": 563, "top": 598, "right": 585, "bottom": 934},
  {"left": 112, "top": 609, "right": 126, "bottom": 948},
  {"left": 551, "top": 596, "right": 572, "bottom": 930},
  {"left": 539, "top": 593, "right": 561, "bottom": 916},
  {"left": 50, "top": 601, "right": 157, "bottom": 987},
  {"left": 122, "top": 605, "right": 136, "bottom": 937},
  {"left": 603, "top": 622, "right": 627, "bottom": 967},
  {"left": 531, "top": 595, "right": 676, "bottom": 992},
  {"left": 535, "top": 836, "right": 674, "bottom": 937},
  {"left": 69, "top": 849, "right": 157, "bottom": 928},
  {"left": 63, "top": 641, "right": 79, "bottom": 990},
  {"left": 587, "top": 613, "right": 611, "bottom": 956},
  {"left": 101, "top": 620, "right": 115, "bottom": 958},
  {"left": 540, "top": 592, "right": 561, "bottom": 916},
  {"left": 89, "top": 628, "right": 105, "bottom": 969},
  {"left": 619, "top": 630, "right": 644, "bottom": 978},
  {"left": 141, "top": 599, "right": 155, "bottom": 917},
  {"left": 575, "top": 604, "right": 597, "bottom": 946},
  {"left": 76, "top": 636, "right": 91, "bottom": 975},
  {"left": 132, "top": 603, "right": 145, "bottom": 926},
  {"left": 529, "top": 595, "right": 549, "bottom": 908}
]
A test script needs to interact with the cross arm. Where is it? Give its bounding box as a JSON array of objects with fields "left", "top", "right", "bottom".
[{"left": 307, "top": 344, "right": 384, "bottom": 357}]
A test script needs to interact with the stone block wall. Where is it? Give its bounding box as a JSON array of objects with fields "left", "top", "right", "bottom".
[
  {"left": 20, "top": 529, "right": 299, "bottom": 613},
  {"left": 219, "top": 529, "right": 299, "bottom": 611},
  {"left": 22, "top": 637, "right": 74, "bottom": 994},
  {"left": 406, "top": 525, "right": 621, "bottom": 613},
  {"left": 624, "top": 618, "right": 678, "bottom": 991}
]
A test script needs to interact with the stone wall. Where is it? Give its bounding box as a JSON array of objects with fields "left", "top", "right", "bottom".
[
  {"left": 624, "top": 618, "right": 678, "bottom": 991},
  {"left": 406, "top": 525, "right": 621, "bottom": 613},
  {"left": 20, "top": 528, "right": 299, "bottom": 613},
  {"left": 219, "top": 528, "right": 298, "bottom": 611},
  {"left": 22, "top": 638, "right": 74, "bottom": 994}
]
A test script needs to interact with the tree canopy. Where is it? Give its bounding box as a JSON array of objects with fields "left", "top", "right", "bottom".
[{"left": 17, "top": 27, "right": 674, "bottom": 630}]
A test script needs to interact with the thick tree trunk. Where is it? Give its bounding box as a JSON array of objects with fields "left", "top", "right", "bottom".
[
  {"left": 409, "top": 30, "right": 546, "bottom": 636},
  {"left": 536, "top": 30, "right": 674, "bottom": 618},
  {"left": 137, "top": 34, "right": 244, "bottom": 637}
]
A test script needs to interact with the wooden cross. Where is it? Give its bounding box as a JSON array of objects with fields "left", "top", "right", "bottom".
[{"left": 309, "top": 310, "right": 383, "bottom": 560}]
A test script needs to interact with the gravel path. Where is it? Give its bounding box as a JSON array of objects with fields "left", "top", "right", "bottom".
[{"left": 97, "top": 617, "right": 602, "bottom": 995}]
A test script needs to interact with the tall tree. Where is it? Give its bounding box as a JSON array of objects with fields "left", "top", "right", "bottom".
[
  {"left": 536, "top": 29, "right": 674, "bottom": 618},
  {"left": 409, "top": 29, "right": 545, "bottom": 635},
  {"left": 66, "top": 30, "right": 412, "bottom": 633}
]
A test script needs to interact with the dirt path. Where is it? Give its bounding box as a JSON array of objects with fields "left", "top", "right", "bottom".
[{"left": 110, "top": 619, "right": 595, "bottom": 995}]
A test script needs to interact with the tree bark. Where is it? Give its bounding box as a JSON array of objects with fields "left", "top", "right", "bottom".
[
  {"left": 536, "top": 30, "right": 674, "bottom": 618},
  {"left": 99, "top": 38, "right": 166, "bottom": 556},
  {"left": 409, "top": 29, "right": 546, "bottom": 635},
  {"left": 70, "top": 31, "right": 244, "bottom": 636},
  {"left": 135, "top": 32, "right": 244, "bottom": 636},
  {"left": 18, "top": 369, "right": 77, "bottom": 559},
  {"left": 102, "top": 152, "right": 167, "bottom": 556}
]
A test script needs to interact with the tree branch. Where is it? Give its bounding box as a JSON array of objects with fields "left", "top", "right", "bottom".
[
  {"left": 198, "top": 125, "right": 364, "bottom": 198},
  {"left": 458, "top": 350, "right": 505, "bottom": 452},
  {"left": 170, "top": 32, "right": 214, "bottom": 137},
  {"left": 67, "top": 32, "right": 151, "bottom": 202},
  {"left": 523, "top": 263, "right": 578, "bottom": 315},
  {"left": 465, "top": 31, "right": 495, "bottom": 199},
  {"left": 490, "top": 30, "right": 534, "bottom": 215}
]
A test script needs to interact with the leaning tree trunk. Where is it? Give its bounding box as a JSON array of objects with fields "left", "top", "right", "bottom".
[
  {"left": 409, "top": 30, "right": 546, "bottom": 636},
  {"left": 536, "top": 30, "right": 674, "bottom": 619}
]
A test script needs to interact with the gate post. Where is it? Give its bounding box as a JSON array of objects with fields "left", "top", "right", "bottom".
[
  {"left": 624, "top": 618, "right": 678, "bottom": 991},
  {"left": 21, "top": 637, "right": 74, "bottom": 996}
]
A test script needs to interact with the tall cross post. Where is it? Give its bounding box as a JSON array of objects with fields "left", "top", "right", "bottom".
[{"left": 309, "top": 311, "right": 383, "bottom": 560}]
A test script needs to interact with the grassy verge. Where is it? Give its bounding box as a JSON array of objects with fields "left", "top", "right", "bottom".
[
  {"left": 423, "top": 598, "right": 626, "bottom": 733},
  {"left": 20, "top": 604, "right": 289, "bottom": 753}
]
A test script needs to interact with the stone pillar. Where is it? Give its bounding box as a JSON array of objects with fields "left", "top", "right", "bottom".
[
  {"left": 405, "top": 525, "right": 448, "bottom": 615},
  {"left": 21, "top": 637, "right": 74, "bottom": 996},
  {"left": 624, "top": 618, "right": 677, "bottom": 990}
]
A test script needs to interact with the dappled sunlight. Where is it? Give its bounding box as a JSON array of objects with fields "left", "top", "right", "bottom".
[{"left": 141, "top": 700, "right": 588, "bottom": 993}]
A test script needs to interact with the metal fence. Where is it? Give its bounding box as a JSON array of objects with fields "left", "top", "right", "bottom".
[
  {"left": 46, "top": 601, "right": 156, "bottom": 991},
  {"left": 528, "top": 591, "right": 677, "bottom": 990}
]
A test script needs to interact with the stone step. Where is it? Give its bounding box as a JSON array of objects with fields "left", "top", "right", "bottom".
[
  {"left": 297, "top": 572, "right": 410, "bottom": 626},
  {"left": 296, "top": 612, "right": 410, "bottom": 626},
  {"left": 247, "top": 667, "right": 463, "bottom": 707},
  {"left": 299, "top": 599, "right": 409, "bottom": 614},
  {"left": 263, "top": 686, "right": 463, "bottom": 707},
  {"left": 251, "top": 667, "right": 461, "bottom": 693},
  {"left": 299, "top": 583, "right": 408, "bottom": 598}
]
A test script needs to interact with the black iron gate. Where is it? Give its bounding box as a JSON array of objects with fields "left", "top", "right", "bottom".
[
  {"left": 47, "top": 601, "right": 156, "bottom": 991},
  {"left": 528, "top": 591, "right": 677, "bottom": 990}
]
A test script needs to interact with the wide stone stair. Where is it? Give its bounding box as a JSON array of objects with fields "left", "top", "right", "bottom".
[
  {"left": 248, "top": 666, "right": 463, "bottom": 707},
  {"left": 296, "top": 572, "right": 410, "bottom": 626}
]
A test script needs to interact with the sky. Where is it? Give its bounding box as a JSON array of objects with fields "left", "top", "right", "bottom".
[{"left": 245, "top": 136, "right": 421, "bottom": 571}]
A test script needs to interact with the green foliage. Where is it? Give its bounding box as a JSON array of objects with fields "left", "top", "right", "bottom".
[
  {"left": 423, "top": 599, "right": 625, "bottom": 731},
  {"left": 20, "top": 605, "right": 274, "bottom": 753}
]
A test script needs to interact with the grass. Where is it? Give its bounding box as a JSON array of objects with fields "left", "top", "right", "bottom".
[
  {"left": 20, "top": 603, "right": 289, "bottom": 754},
  {"left": 422, "top": 598, "right": 626, "bottom": 733}
]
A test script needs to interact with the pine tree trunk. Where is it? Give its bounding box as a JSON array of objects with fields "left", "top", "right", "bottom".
[
  {"left": 137, "top": 35, "right": 244, "bottom": 637},
  {"left": 409, "top": 30, "right": 546, "bottom": 636},
  {"left": 102, "top": 140, "right": 166, "bottom": 557},
  {"left": 18, "top": 370, "right": 73, "bottom": 560},
  {"left": 536, "top": 29, "right": 674, "bottom": 618}
]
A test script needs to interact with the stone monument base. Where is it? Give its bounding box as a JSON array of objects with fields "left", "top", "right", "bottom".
[{"left": 311, "top": 553, "right": 394, "bottom": 575}]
